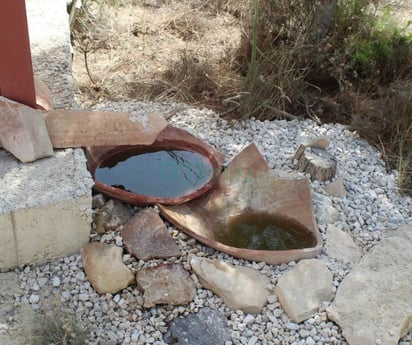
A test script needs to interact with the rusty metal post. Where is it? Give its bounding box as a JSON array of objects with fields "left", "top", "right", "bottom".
[{"left": 0, "top": 0, "right": 36, "bottom": 108}]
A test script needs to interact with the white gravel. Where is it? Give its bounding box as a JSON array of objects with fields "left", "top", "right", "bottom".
[{"left": 9, "top": 101, "right": 412, "bottom": 344}]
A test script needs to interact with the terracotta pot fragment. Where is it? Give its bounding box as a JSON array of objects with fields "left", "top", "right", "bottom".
[
  {"left": 86, "top": 125, "right": 224, "bottom": 206},
  {"left": 159, "top": 143, "right": 322, "bottom": 265}
]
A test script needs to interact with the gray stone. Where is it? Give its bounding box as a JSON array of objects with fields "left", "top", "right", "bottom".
[
  {"left": 190, "top": 256, "right": 270, "bottom": 314},
  {"left": 121, "top": 209, "right": 180, "bottom": 260},
  {"left": 323, "top": 177, "right": 347, "bottom": 197},
  {"left": 94, "top": 199, "right": 133, "bottom": 234},
  {"left": 325, "top": 224, "right": 361, "bottom": 263},
  {"left": 136, "top": 263, "right": 195, "bottom": 308},
  {"left": 92, "top": 194, "right": 106, "bottom": 209},
  {"left": 164, "top": 308, "right": 230, "bottom": 345},
  {"left": 275, "top": 259, "right": 333, "bottom": 323},
  {"left": 82, "top": 242, "right": 135, "bottom": 294},
  {"left": 312, "top": 192, "right": 340, "bottom": 224},
  {"left": 327, "top": 227, "right": 412, "bottom": 345}
]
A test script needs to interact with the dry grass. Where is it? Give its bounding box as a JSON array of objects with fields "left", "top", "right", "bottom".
[
  {"left": 351, "top": 81, "right": 412, "bottom": 194},
  {"left": 30, "top": 307, "right": 89, "bottom": 345},
  {"left": 71, "top": 0, "right": 412, "bottom": 194}
]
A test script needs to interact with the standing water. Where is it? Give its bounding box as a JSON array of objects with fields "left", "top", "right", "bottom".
[
  {"left": 95, "top": 149, "right": 214, "bottom": 198},
  {"left": 216, "top": 212, "right": 316, "bottom": 250}
]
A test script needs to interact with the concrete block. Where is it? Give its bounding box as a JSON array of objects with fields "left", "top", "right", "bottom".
[
  {"left": 13, "top": 196, "right": 91, "bottom": 266},
  {"left": 0, "top": 0, "right": 94, "bottom": 271},
  {"left": 0, "top": 149, "right": 93, "bottom": 270},
  {"left": 0, "top": 213, "right": 18, "bottom": 270}
]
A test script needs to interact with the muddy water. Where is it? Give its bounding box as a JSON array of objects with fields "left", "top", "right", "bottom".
[{"left": 216, "top": 212, "right": 316, "bottom": 250}]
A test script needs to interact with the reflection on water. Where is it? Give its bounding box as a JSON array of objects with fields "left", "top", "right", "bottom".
[{"left": 95, "top": 150, "right": 214, "bottom": 198}]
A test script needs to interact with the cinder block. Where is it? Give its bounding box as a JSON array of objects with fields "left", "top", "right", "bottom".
[
  {"left": 0, "top": 149, "right": 93, "bottom": 270},
  {"left": 13, "top": 196, "right": 91, "bottom": 266},
  {"left": 0, "top": 213, "right": 18, "bottom": 270}
]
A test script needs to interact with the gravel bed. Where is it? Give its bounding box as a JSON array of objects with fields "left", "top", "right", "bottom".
[{"left": 11, "top": 101, "right": 412, "bottom": 345}]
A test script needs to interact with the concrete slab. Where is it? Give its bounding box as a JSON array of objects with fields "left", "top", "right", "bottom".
[
  {"left": 0, "top": 0, "right": 93, "bottom": 270},
  {"left": 0, "top": 213, "right": 18, "bottom": 269}
]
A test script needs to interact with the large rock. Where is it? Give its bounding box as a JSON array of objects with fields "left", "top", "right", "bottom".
[
  {"left": 94, "top": 199, "right": 133, "bottom": 234},
  {"left": 327, "top": 225, "right": 412, "bottom": 345},
  {"left": 164, "top": 308, "right": 230, "bottom": 345},
  {"left": 82, "top": 242, "right": 135, "bottom": 294},
  {"left": 136, "top": 263, "right": 195, "bottom": 308},
  {"left": 325, "top": 224, "right": 361, "bottom": 263},
  {"left": 121, "top": 209, "right": 180, "bottom": 260},
  {"left": 275, "top": 259, "right": 333, "bottom": 323},
  {"left": 190, "top": 256, "right": 270, "bottom": 313}
]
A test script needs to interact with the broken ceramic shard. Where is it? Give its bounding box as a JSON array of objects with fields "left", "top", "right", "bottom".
[
  {"left": 44, "top": 109, "right": 168, "bottom": 148},
  {"left": 159, "top": 143, "right": 322, "bottom": 264},
  {"left": 0, "top": 96, "right": 53, "bottom": 162}
]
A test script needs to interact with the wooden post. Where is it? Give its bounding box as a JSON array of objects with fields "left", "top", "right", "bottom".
[{"left": 0, "top": 0, "right": 36, "bottom": 108}]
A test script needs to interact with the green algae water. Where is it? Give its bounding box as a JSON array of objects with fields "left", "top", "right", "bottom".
[
  {"left": 216, "top": 212, "right": 316, "bottom": 250},
  {"left": 95, "top": 150, "right": 214, "bottom": 198}
]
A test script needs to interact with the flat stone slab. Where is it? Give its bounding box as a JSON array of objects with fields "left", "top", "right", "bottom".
[
  {"left": 44, "top": 109, "right": 168, "bottom": 148},
  {"left": 82, "top": 242, "right": 135, "bottom": 294},
  {"left": 136, "top": 263, "right": 196, "bottom": 308},
  {"left": 122, "top": 209, "right": 181, "bottom": 260},
  {"left": 327, "top": 225, "right": 412, "bottom": 345},
  {"left": 190, "top": 256, "right": 270, "bottom": 314},
  {"left": 275, "top": 259, "right": 333, "bottom": 323},
  {"left": 325, "top": 224, "right": 361, "bottom": 263}
]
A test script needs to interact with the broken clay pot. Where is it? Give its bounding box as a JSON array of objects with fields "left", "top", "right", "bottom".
[
  {"left": 86, "top": 125, "right": 224, "bottom": 206},
  {"left": 159, "top": 143, "right": 322, "bottom": 265}
]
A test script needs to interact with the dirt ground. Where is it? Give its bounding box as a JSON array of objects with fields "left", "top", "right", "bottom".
[
  {"left": 71, "top": 0, "right": 243, "bottom": 108},
  {"left": 71, "top": 0, "right": 412, "bottom": 109}
]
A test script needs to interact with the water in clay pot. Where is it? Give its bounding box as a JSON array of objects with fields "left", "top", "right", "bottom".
[
  {"left": 215, "top": 212, "right": 317, "bottom": 251},
  {"left": 95, "top": 148, "right": 214, "bottom": 198}
]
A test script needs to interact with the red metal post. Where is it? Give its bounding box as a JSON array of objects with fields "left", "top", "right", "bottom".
[{"left": 0, "top": 0, "right": 36, "bottom": 108}]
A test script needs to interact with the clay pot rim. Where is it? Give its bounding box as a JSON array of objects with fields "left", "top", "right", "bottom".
[{"left": 86, "top": 127, "right": 222, "bottom": 206}]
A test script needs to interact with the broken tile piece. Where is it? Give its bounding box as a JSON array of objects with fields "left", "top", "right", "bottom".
[{"left": 0, "top": 96, "right": 53, "bottom": 162}]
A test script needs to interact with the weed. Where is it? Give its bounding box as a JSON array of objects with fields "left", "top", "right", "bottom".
[
  {"left": 151, "top": 50, "right": 218, "bottom": 103},
  {"left": 30, "top": 308, "right": 89, "bottom": 345},
  {"left": 351, "top": 81, "right": 412, "bottom": 194}
]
